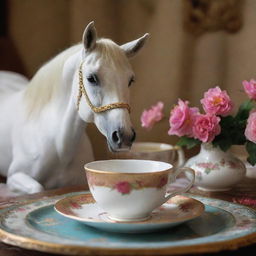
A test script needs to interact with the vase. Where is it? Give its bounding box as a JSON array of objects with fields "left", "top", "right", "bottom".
[
  {"left": 185, "top": 143, "right": 246, "bottom": 191},
  {"left": 245, "top": 162, "right": 256, "bottom": 179}
]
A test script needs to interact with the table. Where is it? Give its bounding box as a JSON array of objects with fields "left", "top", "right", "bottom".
[{"left": 0, "top": 178, "right": 255, "bottom": 256}]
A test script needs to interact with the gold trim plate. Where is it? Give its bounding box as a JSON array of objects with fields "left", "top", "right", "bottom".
[{"left": 0, "top": 192, "right": 255, "bottom": 255}]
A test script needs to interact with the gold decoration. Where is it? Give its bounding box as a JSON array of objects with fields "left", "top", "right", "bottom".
[
  {"left": 77, "top": 62, "right": 131, "bottom": 113},
  {"left": 183, "top": 0, "right": 244, "bottom": 35},
  {"left": 86, "top": 169, "right": 170, "bottom": 190}
]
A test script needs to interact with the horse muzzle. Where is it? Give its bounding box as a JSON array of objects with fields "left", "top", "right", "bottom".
[{"left": 107, "top": 128, "right": 136, "bottom": 152}]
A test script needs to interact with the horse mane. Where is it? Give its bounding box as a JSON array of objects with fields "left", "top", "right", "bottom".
[
  {"left": 24, "top": 44, "right": 81, "bottom": 116},
  {"left": 24, "top": 39, "right": 129, "bottom": 116}
]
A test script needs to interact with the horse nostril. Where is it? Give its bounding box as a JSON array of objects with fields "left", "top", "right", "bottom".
[
  {"left": 131, "top": 129, "right": 136, "bottom": 142},
  {"left": 112, "top": 131, "right": 120, "bottom": 144},
  {"left": 111, "top": 129, "right": 135, "bottom": 147}
]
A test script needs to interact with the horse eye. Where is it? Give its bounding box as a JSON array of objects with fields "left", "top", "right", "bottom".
[
  {"left": 128, "top": 77, "right": 135, "bottom": 87},
  {"left": 87, "top": 74, "right": 99, "bottom": 85}
]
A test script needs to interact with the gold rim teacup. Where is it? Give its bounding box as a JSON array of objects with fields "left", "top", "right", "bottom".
[{"left": 84, "top": 159, "right": 195, "bottom": 222}]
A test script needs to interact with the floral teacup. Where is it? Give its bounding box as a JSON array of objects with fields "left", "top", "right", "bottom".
[{"left": 84, "top": 159, "right": 195, "bottom": 222}]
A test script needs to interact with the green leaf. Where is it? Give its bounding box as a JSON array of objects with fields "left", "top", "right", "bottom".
[
  {"left": 212, "top": 135, "right": 232, "bottom": 151},
  {"left": 213, "top": 114, "right": 247, "bottom": 148},
  {"left": 177, "top": 136, "right": 201, "bottom": 149},
  {"left": 246, "top": 141, "right": 256, "bottom": 166},
  {"left": 235, "top": 100, "right": 254, "bottom": 121},
  {"left": 213, "top": 115, "right": 235, "bottom": 151},
  {"left": 220, "top": 115, "right": 235, "bottom": 127},
  {"left": 232, "top": 119, "right": 247, "bottom": 145}
]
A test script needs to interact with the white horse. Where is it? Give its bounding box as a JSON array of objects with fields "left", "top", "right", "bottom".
[{"left": 0, "top": 22, "right": 148, "bottom": 195}]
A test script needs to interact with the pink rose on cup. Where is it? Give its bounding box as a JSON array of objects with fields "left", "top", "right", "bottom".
[
  {"left": 243, "top": 79, "right": 256, "bottom": 100},
  {"left": 141, "top": 101, "right": 164, "bottom": 130},
  {"left": 245, "top": 110, "right": 256, "bottom": 143},
  {"left": 200, "top": 86, "right": 233, "bottom": 116},
  {"left": 157, "top": 176, "right": 168, "bottom": 188},
  {"left": 193, "top": 114, "right": 221, "bottom": 143},
  {"left": 168, "top": 99, "right": 199, "bottom": 137},
  {"left": 115, "top": 181, "right": 131, "bottom": 194}
]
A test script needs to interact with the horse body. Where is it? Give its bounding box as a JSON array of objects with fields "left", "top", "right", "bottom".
[
  {"left": 0, "top": 22, "right": 148, "bottom": 194},
  {"left": 0, "top": 49, "right": 93, "bottom": 192},
  {"left": 0, "top": 72, "right": 28, "bottom": 174}
]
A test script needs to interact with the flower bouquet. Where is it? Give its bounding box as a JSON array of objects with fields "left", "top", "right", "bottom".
[
  {"left": 141, "top": 80, "right": 256, "bottom": 166},
  {"left": 141, "top": 81, "right": 256, "bottom": 190}
]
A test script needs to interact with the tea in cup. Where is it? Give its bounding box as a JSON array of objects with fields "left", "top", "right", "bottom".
[{"left": 84, "top": 159, "right": 195, "bottom": 222}]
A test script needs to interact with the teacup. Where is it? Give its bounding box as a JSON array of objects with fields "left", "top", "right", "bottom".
[
  {"left": 84, "top": 159, "right": 195, "bottom": 222},
  {"left": 108, "top": 142, "right": 185, "bottom": 168}
]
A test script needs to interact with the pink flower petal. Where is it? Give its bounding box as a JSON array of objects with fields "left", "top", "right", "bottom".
[
  {"left": 243, "top": 79, "right": 256, "bottom": 100},
  {"left": 192, "top": 114, "right": 221, "bottom": 143},
  {"left": 141, "top": 101, "right": 164, "bottom": 130},
  {"left": 168, "top": 99, "right": 199, "bottom": 137},
  {"left": 245, "top": 110, "right": 256, "bottom": 143},
  {"left": 200, "top": 86, "right": 233, "bottom": 116}
]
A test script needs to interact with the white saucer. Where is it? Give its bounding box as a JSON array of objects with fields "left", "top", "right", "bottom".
[{"left": 54, "top": 193, "right": 204, "bottom": 233}]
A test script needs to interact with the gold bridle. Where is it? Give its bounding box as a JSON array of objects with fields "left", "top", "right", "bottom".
[{"left": 77, "top": 62, "right": 131, "bottom": 113}]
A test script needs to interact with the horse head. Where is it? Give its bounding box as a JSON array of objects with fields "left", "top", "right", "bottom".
[{"left": 76, "top": 22, "right": 149, "bottom": 152}]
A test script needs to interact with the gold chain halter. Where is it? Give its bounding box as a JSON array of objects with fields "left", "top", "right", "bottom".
[{"left": 77, "top": 62, "right": 131, "bottom": 113}]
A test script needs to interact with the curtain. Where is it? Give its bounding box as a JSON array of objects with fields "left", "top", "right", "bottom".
[{"left": 6, "top": 0, "right": 256, "bottom": 159}]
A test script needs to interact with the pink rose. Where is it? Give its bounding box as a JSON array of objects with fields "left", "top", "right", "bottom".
[
  {"left": 168, "top": 99, "right": 199, "bottom": 137},
  {"left": 245, "top": 110, "right": 256, "bottom": 143},
  {"left": 193, "top": 114, "right": 221, "bottom": 143},
  {"left": 157, "top": 176, "right": 168, "bottom": 188},
  {"left": 141, "top": 101, "right": 164, "bottom": 130},
  {"left": 115, "top": 181, "right": 131, "bottom": 194},
  {"left": 200, "top": 86, "right": 233, "bottom": 116},
  {"left": 243, "top": 79, "right": 256, "bottom": 100}
]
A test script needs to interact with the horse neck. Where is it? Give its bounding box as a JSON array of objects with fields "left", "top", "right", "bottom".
[{"left": 54, "top": 51, "right": 87, "bottom": 159}]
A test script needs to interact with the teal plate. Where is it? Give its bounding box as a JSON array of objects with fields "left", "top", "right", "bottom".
[{"left": 0, "top": 192, "right": 255, "bottom": 255}]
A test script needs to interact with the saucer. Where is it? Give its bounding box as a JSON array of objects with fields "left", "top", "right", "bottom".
[{"left": 54, "top": 193, "right": 204, "bottom": 233}]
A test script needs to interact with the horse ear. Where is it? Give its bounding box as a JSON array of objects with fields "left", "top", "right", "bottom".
[
  {"left": 121, "top": 33, "right": 149, "bottom": 58},
  {"left": 83, "top": 21, "right": 97, "bottom": 52}
]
